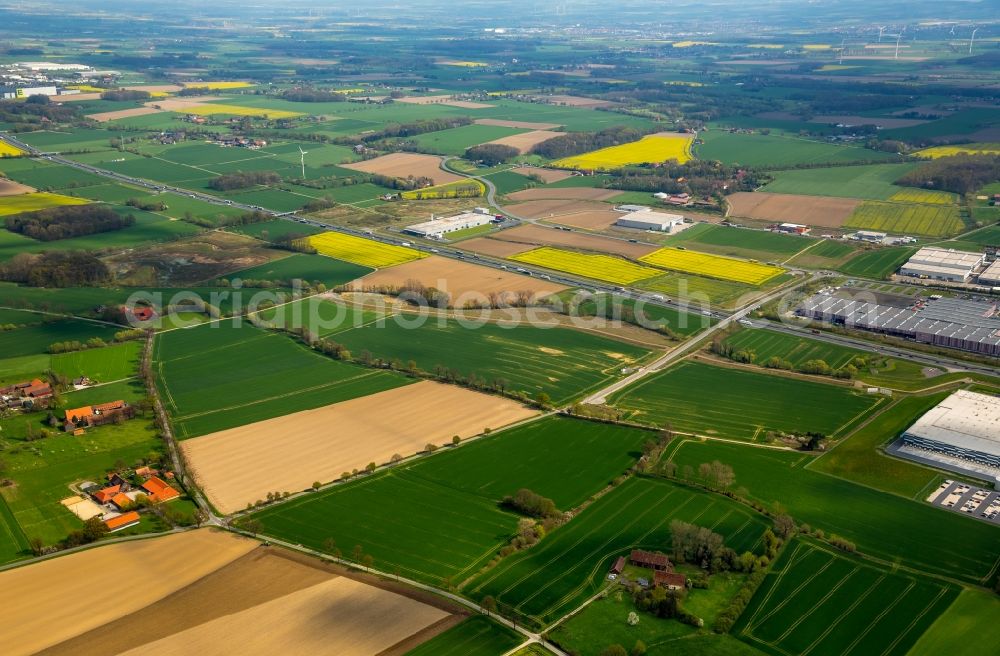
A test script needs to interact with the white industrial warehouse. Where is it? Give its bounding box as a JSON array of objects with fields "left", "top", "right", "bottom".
[
  {"left": 899, "top": 247, "right": 985, "bottom": 282},
  {"left": 895, "top": 391, "right": 1000, "bottom": 478},
  {"left": 404, "top": 208, "right": 494, "bottom": 239},
  {"left": 614, "top": 207, "right": 685, "bottom": 232}
]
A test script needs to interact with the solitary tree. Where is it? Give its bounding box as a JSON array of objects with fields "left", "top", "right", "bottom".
[{"left": 481, "top": 595, "right": 497, "bottom": 616}]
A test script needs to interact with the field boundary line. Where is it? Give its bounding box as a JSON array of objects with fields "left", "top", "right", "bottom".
[
  {"left": 771, "top": 568, "right": 861, "bottom": 644},
  {"left": 742, "top": 542, "right": 817, "bottom": 631}
]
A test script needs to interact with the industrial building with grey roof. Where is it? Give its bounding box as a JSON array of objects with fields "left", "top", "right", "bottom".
[
  {"left": 798, "top": 293, "right": 1000, "bottom": 356},
  {"left": 897, "top": 391, "right": 1000, "bottom": 477}
]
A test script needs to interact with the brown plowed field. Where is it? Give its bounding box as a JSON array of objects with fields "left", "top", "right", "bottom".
[
  {"left": 727, "top": 192, "right": 862, "bottom": 227},
  {"left": 181, "top": 381, "right": 537, "bottom": 514},
  {"left": 126, "top": 84, "right": 184, "bottom": 93},
  {"left": 547, "top": 210, "right": 626, "bottom": 230},
  {"left": 38, "top": 544, "right": 455, "bottom": 656},
  {"left": 487, "top": 224, "right": 658, "bottom": 258},
  {"left": 508, "top": 187, "right": 623, "bottom": 202},
  {"left": 485, "top": 129, "right": 563, "bottom": 154},
  {"left": 341, "top": 152, "right": 463, "bottom": 186},
  {"left": 352, "top": 255, "right": 567, "bottom": 304},
  {"left": 143, "top": 97, "right": 227, "bottom": 111},
  {"left": 0, "top": 530, "right": 256, "bottom": 656},
  {"left": 86, "top": 107, "right": 164, "bottom": 122},
  {"left": 505, "top": 198, "right": 606, "bottom": 219},
  {"left": 538, "top": 94, "right": 615, "bottom": 108},
  {"left": 0, "top": 179, "right": 34, "bottom": 196},
  {"left": 459, "top": 237, "right": 536, "bottom": 257},
  {"left": 475, "top": 118, "right": 562, "bottom": 130},
  {"left": 49, "top": 92, "right": 103, "bottom": 102}
]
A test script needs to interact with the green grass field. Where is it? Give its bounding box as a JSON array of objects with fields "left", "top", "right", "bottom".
[
  {"left": 154, "top": 321, "right": 409, "bottom": 437},
  {"left": 255, "top": 416, "right": 651, "bottom": 584},
  {"left": 696, "top": 132, "right": 896, "bottom": 168},
  {"left": 566, "top": 292, "right": 714, "bottom": 337},
  {"left": 50, "top": 340, "right": 142, "bottom": 383},
  {"left": 609, "top": 361, "right": 882, "bottom": 440},
  {"left": 330, "top": 318, "right": 652, "bottom": 404},
  {"left": 736, "top": 539, "right": 957, "bottom": 656},
  {"left": 786, "top": 239, "right": 859, "bottom": 270},
  {"left": 724, "top": 329, "right": 862, "bottom": 369},
  {"left": 227, "top": 219, "right": 323, "bottom": 241},
  {"left": 663, "top": 224, "right": 816, "bottom": 263},
  {"left": 636, "top": 272, "right": 756, "bottom": 310},
  {"left": 403, "top": 616, "right": 523, "bottom": 656},
  {"left": 0, "top": 496, "right": 30, "bottom": 565},
  {"left": 837, "top": 246, "right": 917, "bottom": 279},
  {"left": 466, "top": 476, "right": 769, "bottom": 627},
  {"left": 844, "top": 201, "right": 964, "bottom": 237},
  {"left": 668, "top": 439, "right": 1000, "bottom": 585},
  {"left": 0, "top": 319, "right": 121, "bottom": 359},
  {"left": 215, "top": 253, "right": 371, "bottom": 287},
  {"left": 760, "top": 163, "right": 919, "bottom": 200},
  {"left": 408, "top": 124, "right": 527, "bottom": 156},
  {"left": 908, "top": 588, "right": 1000, "bottom": 656}
]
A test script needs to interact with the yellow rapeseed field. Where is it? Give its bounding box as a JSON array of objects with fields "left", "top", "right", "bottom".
[
  {"left": 439, "top": 60, "right": 489, "bottom": 67},
  {"left": 181, "top": 104, "right": 302, "bottom": 119},
  {"left": 509, "top": 247, "right": 662, "bottom": 285},
  {"left": 65, "top": 84, "right": 105, "bottom": 93},
  {"left": 0, "top": 142, "right": 26, "bottom": 157},
  {"left": 639, "top": 247, "right": 784, "bottom": 285},
  {"left": 182, "top": 81, "right": 256, "bottom": 90},
  {"left": 914, "top": 143, "right": 1000, "bottom": 159},
  {"left": 672, "top": 41, "right": 719, "bottom": 48},
  {"left": 0, "top": 192, "right": 90, "bottom": 216},
  {"left": 308, "top": 232, "right": 427, "bottom": 268},
  {"left": 551, "top": 133, "right": 694, "bottom": 171},
  {"left": 888, "top": 188, "right": 956, "bottom": 205},
  {"left": 803, "top": 44, "right": 832, "bottom": 50}
]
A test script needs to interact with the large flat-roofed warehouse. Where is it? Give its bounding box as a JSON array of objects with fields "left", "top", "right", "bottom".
[
  {"left": 899, "top": 247, "right": 984, "bottom": 282},
  {"left": 798, "top": 293, "right": 1000, "bottom": 356},
  {"left": 404, "top": 209, "right": 493, "bottom": 239},
  {"left": 894, "top": 391, "right": 1000, "bottom": 479},
  {"left": 614, "top": 209, "right": 685, "bottom": 232},
  {"left": 978, "top": 261, "right": 1000, "bottom": 286}
]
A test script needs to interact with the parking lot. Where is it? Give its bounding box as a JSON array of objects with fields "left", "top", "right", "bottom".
[{"left": 926, "top": 480, "right": 1000, "bottom": 524}]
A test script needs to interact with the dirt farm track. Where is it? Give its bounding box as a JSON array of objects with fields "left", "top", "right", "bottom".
[{"left": 181, "top": 381, "right": 538, "bottom": 514}]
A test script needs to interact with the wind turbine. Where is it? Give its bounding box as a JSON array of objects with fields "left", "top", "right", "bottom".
[
  {"left": 298, "top": 145, "right": 308, "bottom": 178},
  {"left": 894, "top": 33, "right": 903, "bottom": 60},
  {"left": 877, "top": 26, "right": 886, "bottom": 43},
  {"left": 969, "top": 27, "right": 979, "bottom": 55}
]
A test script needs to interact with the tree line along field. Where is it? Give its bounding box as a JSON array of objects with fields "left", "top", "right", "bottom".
[
  {"left": 609, "top": 361, "right": 883, "bottom": 441},
  {"left": 668, "top": 439, "right": 1000, "bottom": 585},
  {"left": 466, "top": 475, "right": 770, "bottom": 627},
  {"left": 326, "top": 318, "right": 653, "bottom": 405},
  {"left": 844, "top": 201, "right": 964, "bottom": 237},
  {"left": 253, "top": 416, "right": 654, "bottom": 585},
  {"left": 154, "top": 321, "right": 409, "bottom": 438},
  {"left": 696, "top": 131, "right": 898, "bottom": 168},
  {"left": 735, "top": 539, "right": 958, "bottom": 656}
]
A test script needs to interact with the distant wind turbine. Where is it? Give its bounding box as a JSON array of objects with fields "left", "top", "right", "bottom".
[
  {"left": 894, "top": 34, "right": 903, "bottom": 60},
  {"left": 298, "top": 145, "right": 308, "bottom": 178},
  {"left": 969, "top": 27, "right": 979, "bottom": 55},
  {"left": 877, "top": 26, "right": 886, "bottom": 43}
]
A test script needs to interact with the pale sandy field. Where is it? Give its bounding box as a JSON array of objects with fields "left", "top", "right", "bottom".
[
  {"left": 539, "top": 94, "right": 615, "bottom": 107},
  {"left": 342, "top": 152, "right": 464, "bottom": 186},
  {"left": 508, "top": 187, "right": 623, "bottom": 202},
  {"left": 0, "top": 530, "right": 256, "bottom": 656},
  {"left": 86, "top": 107, "right": 164, "bottom": 122},
  {"left": 117, "top": 576, "right": 450, "bottom": 656},
  {"left": 40, "top": 547, "right": 456, "bottom": 656},
  {"left": 475, "top": 118, "right": 562, "bottom": 130},
  {"left": 727, "top": 192, "right": 861, "bottom": 227},
  {"left": 396, "top": 95, "right": 493, "bottom": 109},
  {"left": 142, "top": 97, "right": 227, "bottom": 111},
  {"left": 49, "top": 92, "right": 103, "bottom": 101},
  {"left": 352, "top": 255, "right": 568, "bottom": 303},
  {"left": 126, "top": 84, "right": 184, "bottom": 93},
  {"left": 181, "top": 381, "right": 537, "bottom": 514},
  {"left": 485, "top": 129, "right": 563, "bottom": 153},
  {"left": 0, "top": 179, "right": 35, "bottom": 196},
  {"left": 505, "top": 198, "right": 606, "bottom": 219},
  {"left": 547, "top": 209, "right": 627, "bottom": 230},
  {"left": 446, "top": 100, "right": 494, "bottom": 109},
  {"left": 458, "top": 237, "right": 537, "bottom": 257}
]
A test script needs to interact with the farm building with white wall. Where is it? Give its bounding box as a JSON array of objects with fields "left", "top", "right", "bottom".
[
  {"left": 404, "top": 209, "right": 493, "bottom": 239},
  {"left": 978, "top": 261, "right": 1000, "bottom": 286},
  {"left": 899, "top": 247, "right": 984, "bottom": 282}
]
